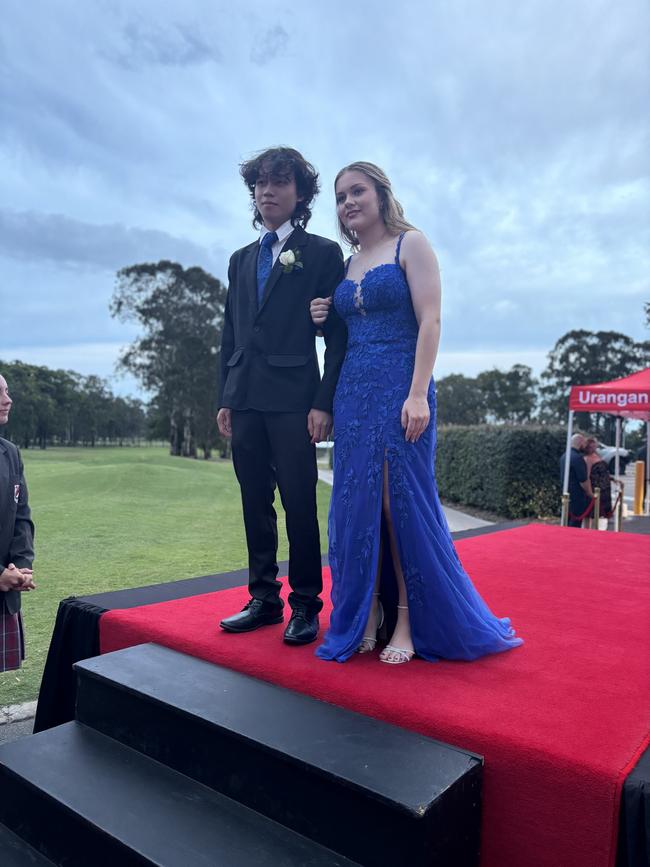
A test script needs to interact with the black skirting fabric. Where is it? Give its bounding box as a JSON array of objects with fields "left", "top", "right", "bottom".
[
  {"left": 33, "top": 598, "right": 106, "bottom": 732},
  {"left": 617, "top": 747, "right": 650, "bottom": 867}
]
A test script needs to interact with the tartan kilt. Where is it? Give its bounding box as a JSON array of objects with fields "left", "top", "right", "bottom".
[{"left": 0, "top": 600, "right": 25, "bottom": 672}]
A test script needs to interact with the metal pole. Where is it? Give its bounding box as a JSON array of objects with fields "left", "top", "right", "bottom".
[
  {"left": 633, "top": 462, "right": 644, "bottom": 515},
  {"left": 563, "top": 411, "right": 574, "bottom": 495},
  {"left": 614, "top": 416, "right": 622, "bottom": 478},
  {"left": 592, "top": 487, "right": 601, "bottom": 530},
  {"left": 614, "top": 481, "right": 625, "bottom": 532},
  {"left": 561, "top": 411, "right": 574, "bottom": 527},
  {"left": 560, "top": 493, "right": 570, "bottom": 528}
]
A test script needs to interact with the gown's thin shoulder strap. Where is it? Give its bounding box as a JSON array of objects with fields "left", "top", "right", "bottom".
[
  {"left": 395, "top": 232, "right": 406, "bottom": 265},
  {"left": 344, "top": 255, "right": 352, "bottom": 276}
]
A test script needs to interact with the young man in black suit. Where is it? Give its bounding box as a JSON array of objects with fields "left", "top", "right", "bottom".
[{"left": 217, "top": 147, "right": 346, "bottom": 645}]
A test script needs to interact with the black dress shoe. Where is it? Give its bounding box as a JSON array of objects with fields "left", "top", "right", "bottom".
[
  {"left": 283, "top": 607, "right": 319, "bottom": 645},
  {"left": 220, "top": 599, "right": 284, "bottom": 633}
]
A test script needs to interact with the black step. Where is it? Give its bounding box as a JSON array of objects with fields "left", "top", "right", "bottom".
[
  {"left": 0, "top": 824, "right": 54, "bottom": 866},
  {"left": 0, "top": 721, "right": 358, "bottom": 867},
  {"left": 75, "top": 643, "right": 482, "bottom": 867}
]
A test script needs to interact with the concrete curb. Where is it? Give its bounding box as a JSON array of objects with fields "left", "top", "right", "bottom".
[
  {"left": 319, "top": 468, "right": 493, "bottom": 532},
  {"left": 0, "top": 700, "right": 37, "bottom": 725}
]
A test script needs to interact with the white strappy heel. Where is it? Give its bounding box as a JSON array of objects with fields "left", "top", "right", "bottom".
[
  {"left": 380, "top": 605, "right": 415, "bottom": 664},
  {"left": 357, "top": 593, "right": 385, "bottom": 653}
]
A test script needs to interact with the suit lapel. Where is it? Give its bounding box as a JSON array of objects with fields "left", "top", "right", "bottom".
[{"left": 258, "top": 226, "right": 308, "bottom": 312}]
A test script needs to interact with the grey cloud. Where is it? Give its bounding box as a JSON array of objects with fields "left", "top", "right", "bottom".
[
  {"left": 441, "top": 285, "right": 646, "bottom": 352},
  {"left": 2, "top": 255, "right": 138, "bottom": 348},
  {"left": 0, "top": 65, "right": 157, "bottom": 171},
  {"left": 250, "top": 25, "right": 289, "bottom": 66},
  {"left": 0, "top": 210, "right": 221, "bottom": 273},
  {"left": 105, "top": 19, "right": 221, "bottom": 69}
]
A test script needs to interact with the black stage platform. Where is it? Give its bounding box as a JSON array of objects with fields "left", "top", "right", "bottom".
[{"left": 33, "top": 521, "right": 649, "bottom": 867}]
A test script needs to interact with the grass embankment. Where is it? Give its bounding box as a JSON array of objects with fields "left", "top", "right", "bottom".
[{"left": 1, "top": 447, "right": 331, "bottom": 706}]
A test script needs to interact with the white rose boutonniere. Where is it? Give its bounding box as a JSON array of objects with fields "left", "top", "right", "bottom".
[{"left": 279, "top": 249, "right": 304, "bottom": 274}]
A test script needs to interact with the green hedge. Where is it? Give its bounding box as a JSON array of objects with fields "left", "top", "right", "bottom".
[{"left": 436, "top": 425, "right": 566, "bottom": 519}]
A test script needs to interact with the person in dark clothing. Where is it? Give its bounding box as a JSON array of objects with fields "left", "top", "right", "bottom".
[
  {"left": 583, "top": 437, "right": 612, "bottom": 518},
  {"left": 216, "top": 147, "right": 347, "bottom": 646},
  {"left": 560, "top": 433, "right": 593, "bottom": 527},
  {"left": 0, "top": 373, "right": 35, "bottom": 672}
]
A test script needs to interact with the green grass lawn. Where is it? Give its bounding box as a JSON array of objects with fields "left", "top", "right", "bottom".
[{"left": 1, "top": 446, "right": 332, "bottom": 707}]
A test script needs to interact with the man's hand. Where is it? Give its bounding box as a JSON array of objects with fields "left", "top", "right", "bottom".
[
  {"left": 580, "top": 479, "right": 593, "bottom": 499},
  {"left": 217, "top": 408, "right": 232, "bottom": 438},
  {"left": 307, "top": 409, "right": 332, "bottom": 444},
  {"left": 0, "top": 564, "right": 35, "bottom": 592}
]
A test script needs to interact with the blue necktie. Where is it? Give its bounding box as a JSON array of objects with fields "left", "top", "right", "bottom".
[{"left": 257, "top": 231, "right": 278, "bottom": 305}]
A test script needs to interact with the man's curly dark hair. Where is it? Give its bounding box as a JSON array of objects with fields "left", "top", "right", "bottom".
[{"left": 240, "top": 146, "right": 320, "bottom": 229}]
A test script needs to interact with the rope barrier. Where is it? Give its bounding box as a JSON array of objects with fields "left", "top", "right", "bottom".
[
  {"left": 569, "top": 490, "right": 621, "bottom": 523},
  {"left": 569, "top": 498, "right": 595, "bottom": 522},
  {"left": 603, "top": 491, "right": 622, "bottom": 520}
]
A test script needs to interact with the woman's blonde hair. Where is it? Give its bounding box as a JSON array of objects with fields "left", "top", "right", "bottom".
[{"left": 335, "top": 162, "right": 416, "bottom": 249}]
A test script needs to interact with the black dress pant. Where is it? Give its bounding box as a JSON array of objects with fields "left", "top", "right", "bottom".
[
  {"left": 568, "top": 495, "right": 589, "bottom": 528},
  {"left": 231, "top": 410, "right": 323, "bottom": 614}
]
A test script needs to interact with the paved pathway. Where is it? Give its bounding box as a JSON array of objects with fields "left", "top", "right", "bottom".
[
  {"left": 0, "top": 716, "right": 33, "bottom": 744},
  {"left": 0, "top": 702, "right": 36, "bottom": 745},
  {"left": 318, "top": 469, "right": 492, "bottom": 532}
]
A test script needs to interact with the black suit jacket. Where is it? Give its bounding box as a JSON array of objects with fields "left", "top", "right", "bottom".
[
  {"left": 0, "top": 437, "right": 34, "bottom": 615},
  {"left": 218, "top": 226, "right": 347, "bottom": 413}
]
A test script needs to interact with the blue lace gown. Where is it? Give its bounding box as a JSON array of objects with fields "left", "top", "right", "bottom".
[{"left": 316, "top": 234, "right": 523, "bottom": 663}]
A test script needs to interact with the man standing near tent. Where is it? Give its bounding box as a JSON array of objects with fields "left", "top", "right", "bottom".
[{"left": 560, "top": 433, "right": 593, "bottom": 527}]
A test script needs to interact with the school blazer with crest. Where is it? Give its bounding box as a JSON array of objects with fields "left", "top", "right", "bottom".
[
  {"left": 218, "top": 226, "right": 347, "bottom": 413},
  {"left": 0, "top": 437, "right": 34, "bottom": 615}
]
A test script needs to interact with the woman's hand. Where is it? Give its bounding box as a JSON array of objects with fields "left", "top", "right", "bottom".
[
  {"left": 401, "top": 393, "right": 430, "bottom": 443},
  {"left": 310, "top": 296, "right": 331, "bottom": 326}
]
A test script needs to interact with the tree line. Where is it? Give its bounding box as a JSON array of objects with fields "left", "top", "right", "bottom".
[
  {"left": 437, "top": 329, "right": 650, "bottom": 438},
  {"left": 3, "top": 259, "right": 649, "bottom": 455},
  {"left": 0, "top": 360, "right": 147, "bottom": 448}
]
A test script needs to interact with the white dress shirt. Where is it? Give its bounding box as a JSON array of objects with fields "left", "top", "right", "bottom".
[{"left": 260, "top": 220, "right": 295, "bottom": 266}]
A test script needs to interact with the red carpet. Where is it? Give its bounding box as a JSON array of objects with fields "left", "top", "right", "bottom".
[{"left": 100, "top": 524, "right": 650, "bottom": 867}]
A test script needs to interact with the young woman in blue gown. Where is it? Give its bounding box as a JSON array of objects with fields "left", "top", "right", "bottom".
[{"left": 312, "top": 162, "right": 522, "bottom": 665}]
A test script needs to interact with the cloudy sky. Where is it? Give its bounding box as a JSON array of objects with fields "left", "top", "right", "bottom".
[{"left": 1, "top": 0, "right": 648, "bottom": 397}]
